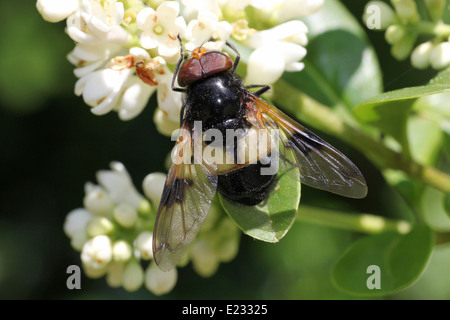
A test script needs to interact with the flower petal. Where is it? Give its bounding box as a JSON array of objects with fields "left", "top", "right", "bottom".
[
  {"left": 246, "top": 47, "right": 285, "bottom": 84},
  {"left": 36, "top": 0, "right": 79, "bottom": 22}
]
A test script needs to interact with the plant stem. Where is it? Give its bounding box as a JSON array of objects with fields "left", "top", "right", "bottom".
[
  {"left": 413, "top": 21, "right": 450, "bottom": 38},
  {"left": 296, "top": 205, "right": 411, "bottom": 234},
  {"left": 272, "top": 79, "right": 450, "bottom": 193}
]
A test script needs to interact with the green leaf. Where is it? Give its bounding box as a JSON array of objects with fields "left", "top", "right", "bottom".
[
  {"left": 282, "top": 0, "right": 382, "bottom": 110},
  {"left": 444, "top": 193, "right": 450, "bottom": 218},
  {"left": 422, "top": 187, "right": 450, "bottom": 231},
  {"left": 219, "top": 160, "right": 301, "bottom": 243},
  {"left": 332, "top": 224, "right": 434, "bottom": 297},
  {"left": 408, "top": 113, "right": 444, "bottom": 166},
  {"left": 354, "top": 67, "right": 450, "bottom": 146}
]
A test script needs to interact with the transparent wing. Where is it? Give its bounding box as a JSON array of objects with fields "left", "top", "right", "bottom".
[
  {"left": 153, "top": 123, "right": 218, "bottom": 271},
  {"left": 246, "top": 94, "right": 367, "bottom": 199}
]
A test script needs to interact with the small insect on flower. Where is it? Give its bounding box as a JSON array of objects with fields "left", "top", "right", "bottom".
[{"left": 153, "top": 37, "right": 368, "bottom": 271}]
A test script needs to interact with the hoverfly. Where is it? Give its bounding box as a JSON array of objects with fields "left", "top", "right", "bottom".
[{"left": 153, "top": 39, "right": 368, "bottom": 271}]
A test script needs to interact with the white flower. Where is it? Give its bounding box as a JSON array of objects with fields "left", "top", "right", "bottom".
[
  {"left": 67, "top": 1, "right": 128, "bottom": 44},
  {"left": 113, "top": 203, "right": 138, "bottom": 228},
  {"left": 246, "top": 42, "right": 306, "bottom": 84},
  {"left": 145, "top": 262, "right": 177, "bottom": 295},
  {"left": 245, "top": 21, "right": 308, "bottom": 84},
  {"left": 154, "top": 108, "right": 181, "bottom": 136},
  {"left": 411, "top": 41, "right": 434, "bottom": 69},
  {"left": 190, "top": 238, "right": 220, "bottom": 277},
  {"left": 156, "top": 76, "right": 183, "bottom": 123},
  {"left": 112, "top": 240, "right": 133, "bottom": 262},
  {"left": 273, "top": 0, "right": 324, "bottom": 22},
  {"left": 64, "top": 208, "right": 93, "bottom": 238},
  {"left": 83, "top": 183, "right": 115, "bottom": 216},
  {"left": 430, "top": 42, "right": 450, "bottom": 69},
  {"left": 182, "top": 0, "right": 222, "bottom": 18},
  {"left": 74, "top": 68, "right": 154, "bottom": 120},
  {"left": 142, "top": 172, "right": 167, "bottom": 206},
  {"left": 81, "top": 0, "right": 124, "bottom": 38},
  {"left": 106, "top": 262, "right": 125, "bottom": 288},
  {"left": 86, "top": 216, "right": 115, "bottom": 237},
  {"left": 137, "top": 2, "right": 186, "bottom": 59},
  {"left": 96, "top": 162, "right": 144, "bottom": 208},
  {"left": 75, "top": 67, "right": 130, "bottom": 113},
  {"left": 246, "top": 20, "right": 308, "bottom": 47},
  {"left": 385, "top": 25, "right": 406, "bottom": 45},
  {"left": 64, "top": 208, "right": 93, "bottom": 251},
  {"left": 135, "top": 231, "right": 154, "bottom": 260},
  {"left": 119, "top": 73, "right": 157, "bottom": 120},
  {"left": 185, "top": 10, "right": 232, "bottom": 51},
  {"left": 36, "top": 0, "right": 80, "bottom": 22},
  {"left": 67, "top": 42, "right": 123, "bottom": 78},
  {"left": 122, "top": 260, "right": 145, "bottom": 292},
  {"left": 214, "top": 219, "right": 240, "bottom": 262},
  {"left": 81, "top": 235, "right": 113, "bottom": 272}
]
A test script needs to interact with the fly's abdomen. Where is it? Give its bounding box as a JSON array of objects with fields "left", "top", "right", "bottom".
[{"left": 217, "top": 162, "right": 277, "bottom": 206}]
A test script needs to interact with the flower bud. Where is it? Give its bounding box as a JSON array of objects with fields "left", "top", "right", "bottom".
[
  {"left": 70, "top": 230, "right": 89, "bottom": 251},
  {"left": 36, "top": 0, "right": 79, "bottom": 22},
  {"left": 190, "top": 238, "right": 219, "bottom": 277},
  {"left": 385, "top": 25, "right": 405, "bottom": 45},
  {"left": 430, "top": 42, "right": 450, "bottom": 69},
  {"left": 113, "top": 203, "right": 138, "bottom": 228},
  {"left": 82, "top": 263, "right": 109, "bottom": 279},
  {"left": 106, "top": 262, "right": 125, "bottom": 288},
  {"left": 83, "top": 186, "right": 115, "bottom": 217},
  {"left": 81, "top": 235, "right": 113, "bottom": 272},
  {"left": 142, "top": 173, "right": 167, "bottom": 206},
  {"left": 153, "top": 108, "right": 180, "bottom": 137},
  {"left": 215, "top": 219, "right": 240, "bottom": 262},
  {"left": 86, "top": 217, "right": 115, "bottom": 237},
  {"left": 391, "top": 34, "right": 416, "bottom": 61},
  {"left": 391, "top": 0, "right": 419, "bottom": 24},
  {"left": 145, "top": 262, "right": 177, "bottom": 295},
  {"left": 411, "top": 41, "right": 434, "bottom": 69},
  {"left": 112, "top": 240, "right": 133, "bottom": 262},
  {"left": 135, "top": 231, "right": 153, "bottom": 260},
  {"left": 122, "top": 260, "right": 144, "bottom": 292},
  {"left": 425, "top": 0, "right": 445, "bottom": 22},
  {"left": 64, "top": 208, "right": 92, "bottom": 238},
  {"left": 363, "top": 1, "right": 396, "bottom": 30}
]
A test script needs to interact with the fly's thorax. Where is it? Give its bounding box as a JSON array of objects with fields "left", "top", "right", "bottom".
[{"left": 184, "top": 72, "right": 246, "bottom": 129}]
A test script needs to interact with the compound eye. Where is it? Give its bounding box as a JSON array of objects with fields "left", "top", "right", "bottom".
[
  {"left": 177, "top": 58, "right": 202, "bottom": 87},
  {"left": 200, "top": 52, "right": 233, "bottom": 78}
]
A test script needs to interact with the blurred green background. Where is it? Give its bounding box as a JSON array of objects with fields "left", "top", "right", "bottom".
[{"left": 0, "top": 0, "right": 448, "bottom": 299}]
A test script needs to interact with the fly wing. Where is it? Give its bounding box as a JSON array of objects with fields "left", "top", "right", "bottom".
[
  {"left": 246, "top": 94, "right": 367, "bottom": 199},
  {"left": 153, "top": 123, "right": 218, "bottom": 271}
]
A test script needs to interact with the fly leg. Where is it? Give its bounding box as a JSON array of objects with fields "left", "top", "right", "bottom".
[{"left": 246, "top": 85, "right": 270, "bottom": 96}]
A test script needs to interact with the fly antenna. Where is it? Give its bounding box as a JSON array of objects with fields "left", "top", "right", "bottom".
[{"left": 171, "top": 34, "right": 187, "bottom": 92}]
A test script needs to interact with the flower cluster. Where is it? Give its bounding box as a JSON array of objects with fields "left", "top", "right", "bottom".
[
  {"left": 63, "top": 162, "right": 240, "bottom": 294},
  {"left": 363, "top": 0, "right": 450, "bottom": 70},
  {"left": 37, "top": 0, "right": 323, "bottom": 133},
  {"left": 38, "top": 0, "right": 325, "bottom": 296}
]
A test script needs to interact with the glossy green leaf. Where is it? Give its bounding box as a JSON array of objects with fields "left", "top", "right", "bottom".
[
  {"left": 422, "top": 187, "right": 450, "bottom": 231},
  {"left": 444, "top": 193, "right": 450, "bottom": 218},
  {"left": 220, "top": 160, "right": 301, "bottom": 243},
  {"left": 283, "top": 0, "right": 382, "bottom": 110},
  {"left": 354, "top": 67, "right": 450, "bottom": 146},
  {"left": 332, "top": 224, "right": 434, "bottom": 296},
  {"left": 408, "top": 114, "right": 444, "bottom": 166}
]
